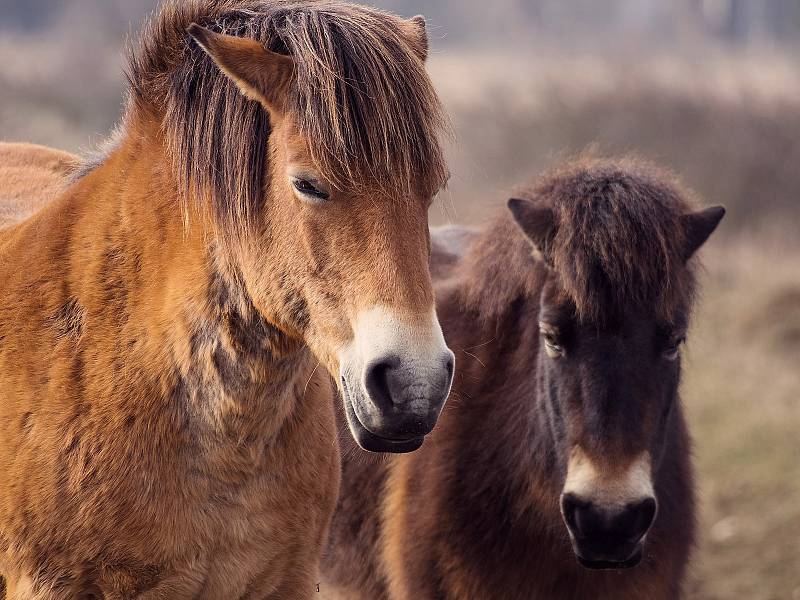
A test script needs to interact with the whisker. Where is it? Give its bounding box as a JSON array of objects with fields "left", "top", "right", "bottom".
[
  {"left": 303, "top": 360, "right": 321, "bottom": 398},
  {"left": 463, "top": 338, "right": 496, "bottom": 351},
  {"left": 461, "top": 349, "right": 486, "bottom": 368}
]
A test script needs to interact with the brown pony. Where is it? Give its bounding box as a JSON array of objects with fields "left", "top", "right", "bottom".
[
  {"left": 0, "top": 1, "right": 455, "bottom": 598},
  {"left": 322, "top": 159, "right": 725, "bottom": 599}
]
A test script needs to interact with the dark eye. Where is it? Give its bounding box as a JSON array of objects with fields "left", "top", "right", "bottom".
[
  {"left": 292, "top": 178, "right": 330, "bottom": 201},
  {"left": 663, "top": 335, "right": 686, "bottom": 361},
  {"left": 539, "top": 323, "right": 564, "bottom": 359}
]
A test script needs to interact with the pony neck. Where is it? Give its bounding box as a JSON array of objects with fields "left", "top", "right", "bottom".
[
  {"left": 445, "top": 219, "right": 564, "bottom": 518},
  {"left": 66, "top": 116, "right": 314, "bottom": 437}
]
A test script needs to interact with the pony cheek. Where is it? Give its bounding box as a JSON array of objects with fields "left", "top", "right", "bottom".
[
  {"left": 541, "top": 377, "right": 575, "bottom": 448},
  {"left": 300, "top": 317, "right": 349, "bottom": 379}
]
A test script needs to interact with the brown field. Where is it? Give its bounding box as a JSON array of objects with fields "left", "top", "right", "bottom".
[
  {"left": 1, "top": 23, "right": 799, "bottom": 600},
  {"left": 685, "top": 235, "right": 800, "bottom": 600}
]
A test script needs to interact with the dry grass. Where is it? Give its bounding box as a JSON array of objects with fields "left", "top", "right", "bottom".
[
  {"left": 684, "top": 234, "right": 800, "bottom": 600},
  {"left": 429, "top": 50, "right": 800, "bottom": 232},
  {"left": 0, "top": 29, "right": 124, "bottom": 152}
]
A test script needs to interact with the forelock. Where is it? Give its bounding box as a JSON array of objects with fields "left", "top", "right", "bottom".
[
  {"left": 277, "top": 2, "right": 449, "bottom": 197},
  {"left": 125, "top": 0, "right": 449, "bottom": 227},
  {"left": 537, "top": 160, "right": 697, "bottom": 324}
]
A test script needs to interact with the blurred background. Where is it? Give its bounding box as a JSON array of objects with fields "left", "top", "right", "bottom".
[{"left": 1, "top": 1, "right": 798, "bottom": 598}]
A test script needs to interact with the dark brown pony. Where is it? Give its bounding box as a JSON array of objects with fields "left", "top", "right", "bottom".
[
  {"left": 0, "top": 1, "right": 454, "bottom": 597},
  {"left": 322, "top": 159, "right": 725, "bottom": 599}
]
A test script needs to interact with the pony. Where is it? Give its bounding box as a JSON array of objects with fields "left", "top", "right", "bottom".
[
  {"left": 322, "top": 159, "right": 725, "bottom": 599},
  {"left": 0, "top": 1, "right": 455, "bottom": 597}
]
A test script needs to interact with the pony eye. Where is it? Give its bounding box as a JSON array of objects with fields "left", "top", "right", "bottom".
[
  {"left": 544, "top": 338, "right": 564, "bottom": 359},
  {"left": 292, "top": 178, "right": 330, "bottom": 202},
  {"left": 663, "top": 335, "right": 686, "bottom": 361},
  {"left": 539, "top": 324, "right": 564, "bottom": 359}
]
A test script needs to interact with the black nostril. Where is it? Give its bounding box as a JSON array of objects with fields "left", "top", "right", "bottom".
[
  {"left": 562, "top": 493, "right": 658, "bottom": 545},
  {"left": 562, "top": 493, "right": 596, "bottom": 538},
  {"left": 622, "top": 497, "right": 657, "bottom": 541},
  {"left": 364, "top": 355, "right": 401, "bottom": 410}
]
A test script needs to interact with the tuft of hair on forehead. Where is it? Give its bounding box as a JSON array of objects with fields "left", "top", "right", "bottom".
[
  {"left": 126, "top": 0, "right": 449, "bottom": 225},
  {"left": 521, "top": 158, "right": 698, "bottom": 325}
]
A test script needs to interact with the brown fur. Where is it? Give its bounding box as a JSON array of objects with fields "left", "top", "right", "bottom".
[
  {"left": 322, "top": 160, "right": 706, "bottom": 599},
  {"left": 0, "top": 143, "right": 75, "bottom": 228},
  {"left": 0, "top": 136, "right": 340, "bottom": 600},
  {"left": 0, "top": 1, "right": 448, "bottom": 598}
]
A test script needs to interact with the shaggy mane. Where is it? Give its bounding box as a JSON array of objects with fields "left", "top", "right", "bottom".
[
  {"left": 463, "top": 159, "right": 698, "bottom": 324},
  {"left": 124, "top": 0, "right": 448, "bottom": 223}
]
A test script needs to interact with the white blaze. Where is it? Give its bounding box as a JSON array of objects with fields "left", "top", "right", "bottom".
[{"left": 563, "top": 447, "right": 654, "bottom": 511}]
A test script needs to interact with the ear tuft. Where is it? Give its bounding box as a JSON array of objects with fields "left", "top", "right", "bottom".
[
  {"left": 187, "top": 23, "right": 211, "bottom": 47},
  {"left": 681, "top": 205, "right": 726, "bottom": 261},
  {"left": 508, "top": 197, "right": 557, "bottom": 262},
  {"left": 405, "top": 15, "right": 429, "bottom": 62}
]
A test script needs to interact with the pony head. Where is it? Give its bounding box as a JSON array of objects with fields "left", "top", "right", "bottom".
[
  {"left": 509, "top": 160, "right": 723, "bottom": 568},
  {"left": 131, "top": 1, "right": 453, "bottom": 452}
]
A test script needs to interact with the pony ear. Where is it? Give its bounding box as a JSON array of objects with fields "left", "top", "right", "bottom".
[
  {"left": 403, "top": 15, "right": 429, "bottom": 62},
  {"left": 508, "top": 197, "right": 556, "bottom": 263},
  {"left": 681, "top": 205, "right": 725, "bottom": 261},
  {"left": 187, "top": 24, "right": 294, "bottom": 116}
]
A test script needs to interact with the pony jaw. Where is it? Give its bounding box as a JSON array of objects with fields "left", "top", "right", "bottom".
[{"left": 337, "top": 305, "right": 454, "bottom": 453}]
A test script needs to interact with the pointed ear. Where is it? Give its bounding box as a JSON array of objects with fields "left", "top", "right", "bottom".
[
  {"left": 403, "top": 15, "right": 429, "bottom": 62},
  {"left": 681, "top": 205, "right": 725, "bottom": 261},
  {"left": 187, "top": 24, "right": 294, "bottom": 116},
  {"left": 508, "top": 197, "right": 556, "bottom": 263}
]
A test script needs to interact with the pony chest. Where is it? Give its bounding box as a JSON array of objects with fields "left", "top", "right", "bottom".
[
  {"left": 174, "top": 397, "right": 333, "bottom": 548},
  {"left": 186, "top": 465, "right": 283, "bottom": 549},
  {"left": 178, "top": 428, "right": 289, "bottom": 527}
]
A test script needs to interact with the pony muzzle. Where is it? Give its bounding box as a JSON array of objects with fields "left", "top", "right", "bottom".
[
  {"left": 560, "top": 449, "right": 657, "bottom": 569},
  {"left": 339, "top": 306, "right": 454, "bottom": 453}
]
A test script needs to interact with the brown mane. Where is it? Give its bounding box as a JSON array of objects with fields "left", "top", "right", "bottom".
[
  {"left": 122, "top": 0, "right": 448, "bottom": 224},
  {"left": 461, "top": 159, "right": 697, "bottom": 325}
]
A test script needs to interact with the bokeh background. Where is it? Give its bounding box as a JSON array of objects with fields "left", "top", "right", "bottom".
[{"left": 1, "top": 1, "right": 798, "bottom": 598}]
